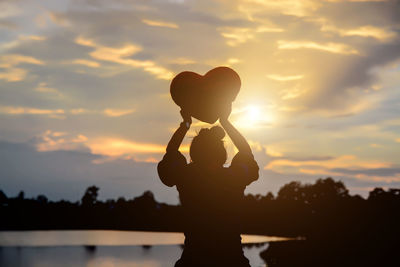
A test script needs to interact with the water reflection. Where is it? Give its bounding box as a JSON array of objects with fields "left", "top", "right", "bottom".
[
  {"left": 0, "top": 244, "right": 269, "bottom": 267},
  {"left": 0, "top": 230, "right": 276, "bottom": 267},
  {"left": 0, "top": 230, "right": 284, "bottom": 247}
]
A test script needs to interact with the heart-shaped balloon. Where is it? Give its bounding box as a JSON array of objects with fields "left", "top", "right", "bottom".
[{"left": 170, "top": 66, "right": 241, "bottom": 123}]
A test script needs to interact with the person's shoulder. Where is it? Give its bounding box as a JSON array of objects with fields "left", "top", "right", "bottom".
[{"left": 230, "top": 151, "right": 256, "bottom": 167}]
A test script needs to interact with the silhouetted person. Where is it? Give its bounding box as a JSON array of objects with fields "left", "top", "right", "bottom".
[{"left": 158, "top": 107, "right": 259, "bottom": 266}]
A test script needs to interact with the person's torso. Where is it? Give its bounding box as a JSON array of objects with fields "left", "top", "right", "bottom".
[{"left": 176, "top": 164, "right": 246, "bottom": 237}]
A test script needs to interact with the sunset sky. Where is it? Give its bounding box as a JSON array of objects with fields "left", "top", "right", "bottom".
[{"left": 0, "top": 0, "right": 399, "bottom": 203}]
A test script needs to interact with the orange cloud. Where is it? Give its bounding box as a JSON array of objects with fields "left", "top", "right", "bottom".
[
  {"left": 103, "top": 108, "right": 135, "bottom": 117},
  {"left": 88, "top": 138, "right": 165, "bottom": 156},
  {"left": 75, "top": 36, "right": 96, "bottom": 47},
  {"left": 266, "top": 155, "right": 390, "bottom": 170},
  {"left": 90, "top": 45, "right": 142, "bottom": 62},
  {"left": 0, "top": 54, "right": 44, "bottom": 82},
  {"left": 0, "top": 68, "right": 27, "bottom": 82},
  {"left": 142, "top": 19, "right": 179, "bottom": 29},
  {"left": 265, "top": 154, "right": 398, "bottom": 182},
  {"left": 75, "top": 36, "right": 173, "bottom": 80},
  {"left": 87, "top": 138, "right": 189, "bottom": 157},
  {"left": 18, "top": 35, "right": 46, "bottom": 41},
  {"left": 35, "top": 130, "right": 88, "bottom": 152},
  {"left": 0, "top": 106, "right": 64, "bottom": 118},
  {"left": 70, "top": 59, "right": 100, "bottom": 68},
  {"left": 34, "top": 131, "right": 184, "bottom": 163}
]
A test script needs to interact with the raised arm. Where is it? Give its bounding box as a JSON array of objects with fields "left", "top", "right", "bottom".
[
  {"left": 158, "top": 110, "right": 191, "bottom": 187},
  {"left": 166, "top": 110, "right": 192, "bottom": 153},
  {"left": 219, "top": 105, "right": 252, "bottom": 155}
]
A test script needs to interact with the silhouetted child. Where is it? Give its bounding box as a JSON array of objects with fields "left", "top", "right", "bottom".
[{"left": 158, "top": 107, "right": 259, "bottom": 267}]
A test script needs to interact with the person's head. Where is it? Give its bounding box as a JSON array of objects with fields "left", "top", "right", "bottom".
[{"left": 190, "top": 126, "right": 227, "bottom": 166}]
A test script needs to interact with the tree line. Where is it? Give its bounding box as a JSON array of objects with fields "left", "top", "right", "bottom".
[{"left": 1, "top": 177, "right": 399, "bottom": 241}]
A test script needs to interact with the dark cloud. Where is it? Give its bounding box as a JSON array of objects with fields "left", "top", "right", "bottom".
[{"left": 319, "top": 0, "right": 400, "bottom": 28}]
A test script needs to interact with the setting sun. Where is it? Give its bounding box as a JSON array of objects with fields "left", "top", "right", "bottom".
[
  {"left": 233, "top": 105, "right": 274, "bottom": 129},
  {"left": 246, "top": 105, "right": 261, "bottom": 122}
]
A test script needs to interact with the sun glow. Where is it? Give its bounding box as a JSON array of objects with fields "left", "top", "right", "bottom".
[{"left": 233, "top": 105, "right": 274, "bottom": 129}]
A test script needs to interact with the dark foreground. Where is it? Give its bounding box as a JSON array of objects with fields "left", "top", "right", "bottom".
[
  {"left": 263, "top": 239, "right": 399, "bottom": 267},
  {"left": 1, "top": 177, "right": 399, "bottom": 266}
]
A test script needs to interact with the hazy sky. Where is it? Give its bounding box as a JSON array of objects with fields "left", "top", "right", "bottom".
[{"left": 0, "top": 0, "right": 400, "bottom": 204}]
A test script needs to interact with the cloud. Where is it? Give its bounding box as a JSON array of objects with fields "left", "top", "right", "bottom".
[
  {"left": 220, "top": 27, "right": 255, "bottom": 46},
  {"left": 219, "top": 25, "right": 284, "bottom": 47},
  {"left": 227, "top": 58, "right": 242, "bottom": 65},
  {"left": 75, "top": 36, "right": 96, "bottom": 47},
  {"left": 0, "top": 54, "right": 44, "bottom": 82},
  {"left": 0, "top": 68, "right": 27, "bottom": 82},
  {"left": 238, "top": 0, "right": 320, "bottom": 18},
  {"left": 89, "top": 45, "right": 142, "bottom": 62},
  {"left": 1, "top": 107, "right": 138, "bottom": 118},
  {"left": 18, "top": 35, "right": 47, "bottom": 41},
  {"left": 0, "top": 2, "right": 22, "bottom": 19},
  {"left": 103, "top": 108, "right": 135, "bottom": 117},
  {"left": 69, "top": 59, "right": 100, "bottom": 68},
  {"left": 277, "top": 40, "right": 359, "bottom": 54},
  {"left": 141, "top": 19, "right": 179, "bottom": 29},
  {"left": 31, "top": 130, "right": 188, "bottom": 163},
  {"left": 34, "top": 130, "right": 88, "bottom": 152},
  {"left": 69, "top": 108, "right": 89, "bottom": 115},
  {"left": 321, "top": 24, "right": 397, "bottom": 42},
  {"left": 75, "top": 36, "right": 173, "bottom": 80},
  {"left": 34, "top": 82, "right": 63, "bottom": 97},
  {"left": 87, "top": 138, "right": 168, "bottom": 157},
  {"left": 325, "top": 0, "right": 387, "bottom": 2},
  {"left": 267, "top": 74, "right": 304, "bottom": 81},
  {"left": 169, "top": 57, "right": 196, "bottom": 65},
  {"left": 0, "top": 106, "right": 65, "bottom": 118},
  {"left": 331, "top": 167, "right": 400, "bottom": 178},
  {"left": 0, "top": 54, "right": 44, "bottom": 68},
  {"left": 48, "top": 11, "right": 70, "bottom": 27},
  {"left": 265, "top": 154, "right": 400, "bottom": 183}
]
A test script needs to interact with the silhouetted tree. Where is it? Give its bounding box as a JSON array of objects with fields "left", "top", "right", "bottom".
[
  {"left": 0, "top": 190, "right": 7, "bottom": 205},
  {"left": 133, "top": 191, "right": 157, "bottom": 210},
  {"left": 81, "top": 186, "right": 99, "bottom": 207},
  {"left": 36, "top": 194, "right": 48, "bottom": 204},
  {"left": 17, "top": 190, "right": 25, "bottom": 200}
]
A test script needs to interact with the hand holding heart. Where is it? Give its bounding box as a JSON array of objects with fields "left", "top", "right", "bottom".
[{"left": 170, "top": 67, "right": 241, "bottom": 124}]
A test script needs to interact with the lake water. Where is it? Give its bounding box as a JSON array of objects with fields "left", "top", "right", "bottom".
[{"left": 0, "top": 230, "right": 291, "bottom": 267}]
